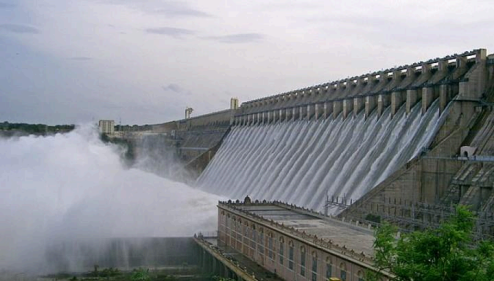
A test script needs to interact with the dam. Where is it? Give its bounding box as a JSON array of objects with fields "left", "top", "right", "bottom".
[{"left": 113, "top": 48, "right": 494, "bottom": 234}]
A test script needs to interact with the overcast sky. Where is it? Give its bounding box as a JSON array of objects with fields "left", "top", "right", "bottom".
[{"left": 0, "top": 0, "right": 493, "bottom": 125}]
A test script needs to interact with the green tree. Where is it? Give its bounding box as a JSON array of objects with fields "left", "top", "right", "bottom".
[{"left": 369, "top": 206, "right": 494, "bottom": 281}]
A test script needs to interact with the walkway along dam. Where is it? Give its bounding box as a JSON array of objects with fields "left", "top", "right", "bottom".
[{"left": 114, "top": 48, "right": 494, "bottom": 236}]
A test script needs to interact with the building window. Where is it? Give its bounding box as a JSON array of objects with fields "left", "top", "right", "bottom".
[
  {"left": 258, "top": 228, "right": 264, "bottom": 254},
  {"left": 358, "top": 270, "right": 365, "bottom": 281},
  {"left": 237, "top": 219, "right": 242, "bottom": 241},
  {"left": 251, "top": 225, "right": 256, "bottom": 250},
  {"left": 288, "top": 241, "right": 294, "bottom": 270},
  {"left": 300, "top": 246, "right": 306, "bottom": 277},
  {"left": 326, "top": 257, "right": 332, "bottom": 278},
  {"left": 340, "top": 262, "right": 347, "bottom": 281},
  {"left": 279, "top": 237, "right": 284, "bottom": 265},
  {"left": 243, "top": 223, "right": 249, "bottom": 252},
  {"left": 268, "top": 233, "right": 274, "bottom": 260},
  {"left": 311, "top": 251, "right": 318, "bottom": 281}
]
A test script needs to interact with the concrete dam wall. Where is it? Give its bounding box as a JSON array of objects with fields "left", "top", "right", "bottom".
[
  {"left": 197, "top": 101, "right": 441, "bottom": 212},
  {"left": 196, "top": 49, "right": 491, "bottom": 213}
]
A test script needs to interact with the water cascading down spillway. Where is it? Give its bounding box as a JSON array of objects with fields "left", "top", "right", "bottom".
[{"left": 196, "top": 100, "right": 443, "bottom": 214}]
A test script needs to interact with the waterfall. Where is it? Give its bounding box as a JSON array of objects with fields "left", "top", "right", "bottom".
[{"left": 196, "top": 101, "right": 442, "bottom": 213}]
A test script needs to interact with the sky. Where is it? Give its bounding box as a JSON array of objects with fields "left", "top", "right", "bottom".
[{"left": 0, "top": 0, "right": 493, "bottom": 125}]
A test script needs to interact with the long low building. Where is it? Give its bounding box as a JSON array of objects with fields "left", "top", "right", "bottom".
[{"left": 199, "top": 197, "right": 393, "bottom": 281}]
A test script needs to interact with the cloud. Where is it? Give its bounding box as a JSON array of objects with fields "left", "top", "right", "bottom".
[
  {"left": 152, "top": 3, "right": 211, "bottom": 18},
  {"left": 100, "top": 0, "right": 212, "bottom": 18},
  {"left": 162, "top": 84, "right": 192, "bottom": 95},
  {"left": 0, "top": 2, "right": 16, "bottom": 8},
  {"left": 0, "top": 24, "right": 39, "bottom": 34},
  {"left": 202, "top": 33, "right": 264, "bottom": 44},
  {"left": 145, "top": 27, "right": 194, "bottom": 38},
  {"left": 69, "top": 57, "right": 92, "bottom": 61}
]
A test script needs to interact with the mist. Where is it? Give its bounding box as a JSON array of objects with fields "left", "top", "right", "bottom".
[{"left": 0, "top": 125, "right": 222, "bottom": 274}]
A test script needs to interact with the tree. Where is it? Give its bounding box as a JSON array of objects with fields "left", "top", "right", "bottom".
[{"left": 369, "top": 206, "right": 494, "bottom": 281}]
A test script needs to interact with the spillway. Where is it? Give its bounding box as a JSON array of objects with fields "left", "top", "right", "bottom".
[{"left": 196, "top": 101, "right": 443, "bottom": 213}]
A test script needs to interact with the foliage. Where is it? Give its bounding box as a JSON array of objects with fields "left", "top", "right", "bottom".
[
  {"left": 130, "top": 268, "right": 151, "bottom": 281},
  {"left": 369, "top": 206, "right": 494, "bottom": 281},
  {"left": 365, "top": 213, "right": 382, "bottom": 224},
  {"left": 0, "top": 121, "right": 74, "bottom": 135},
  {"left": 212, "top": 276, "right": 236, "bottom": 281}
]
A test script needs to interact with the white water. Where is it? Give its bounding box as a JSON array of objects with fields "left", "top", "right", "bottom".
[
  {"left": 0, "top": 125, "right": 222, "bottom": 274},
  {"left": 197, "top": 102, "right": 442, "bottom": 212}
]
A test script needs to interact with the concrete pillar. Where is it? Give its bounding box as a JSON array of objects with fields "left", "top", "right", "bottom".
[
  {"left": 406, "top": 89, "right": 419, "bottom": 114},
  {"left": 365, "top": 96, "right": 376, "bottom": 118},
  {"left": 343, "top": 99, "right": 353, "bottom": 119},
  {"left": 286, "top": 108, "right": 292, "bottom": 121},
  {"left": 333, "top": 100, "right": 343, "bottom": 119},
  {"left": 314, "top": 103, "right": 320, "bottom": 120},
  {"left": 391, "top": 91, "right": 405, "bottom": 116},
  {"left": 353, "top": 97, "right": 364, "bottom": 116},
  {"left": 280, "top": 109, "right": 285, "bottom": 122},
  {"left": 257, "top": 112, "right": 261, "bottom": 124},
  {"left": 422, "top": 86, "right": 435, "bottom": 113},
  {"left": 377, "top": 94, "right": 390, "bottom": 117},
  {"left": 439, "top": 84, "right": 449, "bottom": 113}
]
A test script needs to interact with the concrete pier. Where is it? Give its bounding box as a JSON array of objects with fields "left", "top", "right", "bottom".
[
  {"left": 343, "top": 99, "right": 353, "bottom": 119},
  {"left": 406, "top": 89, "right": 419, "bottom": 114},
  {"left": 308, "top": 104, "right": 315, "bottom": 120},
  {"left": 314, "top": 103, "right": 320, "bottom": 120},
  {"left": 324, "top": 102, "right": 333, "bottom": 119},
  {"left": 354, "top": 97, "right": 364, "bottom": 116},
  {"left": 365, "top": 96, "right": 377, "bottom": 118},
  {"left": 391, "top": 91, "right": 405, "bottom": 116},
  {"left": 422, "top": 87, "right": 435, "bottom": 113},
  {"left": 300, "top": 106, "right": 307, "bottom": 120},
  {"left": 333, "top": 100, "right": 343, "bottom": 119},
  {"left": 377, "top": 94, "right": 390, "bottom": 117}
]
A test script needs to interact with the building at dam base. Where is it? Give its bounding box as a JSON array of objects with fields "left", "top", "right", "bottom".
[{"left": 195, "top": 198, "right": 392, "bottom": 281}]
